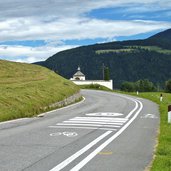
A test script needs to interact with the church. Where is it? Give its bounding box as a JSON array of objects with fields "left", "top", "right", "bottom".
[
  {"left": 70, "top": 66, "right": 85, "bottom": 81},
  {"left": 70, "top": 67, "right": 113, "bottom": 90}
]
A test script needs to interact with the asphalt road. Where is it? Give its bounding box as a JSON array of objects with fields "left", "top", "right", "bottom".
[{"left": 0, "top": 90, "right": 159, "bottom": 171}]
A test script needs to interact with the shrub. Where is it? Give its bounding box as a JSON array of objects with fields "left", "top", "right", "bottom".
[{"left": 165, "top": 79, "right": 171, "bottom": 93}]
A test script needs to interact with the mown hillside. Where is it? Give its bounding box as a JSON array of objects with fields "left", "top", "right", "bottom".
[
  {"left": 0, "top": 60, "right": 79, "bottom": 121},
  {"left": 36, "top": 29, "right": 171, "bottom": 88}
]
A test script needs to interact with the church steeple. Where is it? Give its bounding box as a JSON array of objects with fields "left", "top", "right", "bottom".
[{"left": 77, "top": 66, "right": 81, "bottom": 71}]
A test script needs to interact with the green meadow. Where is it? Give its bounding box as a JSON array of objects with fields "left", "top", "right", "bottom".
[
  {"left": 96, "top": 46, "right": 171, "bottom": 55},
  {"left": 0, "top": 60, "right": 79, "bottom": 121}
]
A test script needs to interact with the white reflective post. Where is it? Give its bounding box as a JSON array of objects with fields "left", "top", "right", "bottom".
[{"left": 168, "top": 105, "right": 171, "bottom": 123}]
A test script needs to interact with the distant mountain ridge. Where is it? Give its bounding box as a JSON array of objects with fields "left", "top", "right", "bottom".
[
  {"left": 35, "top": 28, "right": 171, "bottom": 88},
  {"left": 148, "top": 28, "right": 171, "bottom": 42}
]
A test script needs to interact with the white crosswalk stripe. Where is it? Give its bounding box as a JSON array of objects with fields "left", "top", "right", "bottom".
[
  {"left": 49, "top": 126, "right": 117, "bottom": 131},
  {"left": 63, "top": 121, "right": 122, "bottom": 126},
  {"left": 49, "top": 115, "right": 128, "bottom": 131},
  {"left": 57, "top": 123, "right": 121, "bottom": 128},
  {"left": 72, "top": 117, "right": 128, "bottom": 121},
  {"left": 70, "top": 118, "right": 126, "bottom": 123}
]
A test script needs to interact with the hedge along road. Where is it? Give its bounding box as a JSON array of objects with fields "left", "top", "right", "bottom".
[{"left": 0, "top": 90, "right": 159, "bottom": 171}]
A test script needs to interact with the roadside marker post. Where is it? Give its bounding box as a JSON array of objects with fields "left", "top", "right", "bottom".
[
  {"left": 168, "top": 105, "right": 171, "bottom": 123},
  {"left": 160, "top": 94, "right": 163, "bottom": 102}
]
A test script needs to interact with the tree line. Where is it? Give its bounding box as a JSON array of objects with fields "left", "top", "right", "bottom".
[{"left": 121, "top": 79, "right": 171, "bottom": 93}]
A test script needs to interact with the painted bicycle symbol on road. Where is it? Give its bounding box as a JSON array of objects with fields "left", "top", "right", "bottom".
[{"left": 50, "top": 132, "right": 78, "bottom": 137}]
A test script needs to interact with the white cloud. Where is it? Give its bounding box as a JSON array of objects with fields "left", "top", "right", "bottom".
[
  {"left": 1, "top": 17, "right": 171, "bottom": 42},
  {"left": 0, "top": 18, "right": 171, "bottom": 63},
  {"left": 0, "top": 45, "right": 78, "bottom": 63},
  {"left": 0, "top": 0, "right": 170, "bottom": 42},
  {"left": 0, "top": 0, "right": 170, "bottom": 21},
  {"left": 0, "top": 0, "right": 171, "bottom": 62}
]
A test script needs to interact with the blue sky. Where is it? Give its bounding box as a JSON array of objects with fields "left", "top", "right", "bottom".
[{"left": 0, "top": 0, "right": 171, "bottom": 63}]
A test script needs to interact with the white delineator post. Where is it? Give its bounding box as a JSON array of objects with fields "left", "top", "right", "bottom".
[
  {"left": 160, "top": 94, "right": 163, "bottom": 102},
  {"left": 168, "top": 105, "right": 171, "bottom": 123}
]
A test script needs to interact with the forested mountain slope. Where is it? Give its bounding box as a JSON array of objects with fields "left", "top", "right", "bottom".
[{"left": 35, "top": 29, "right": 171, "bottom": 88}]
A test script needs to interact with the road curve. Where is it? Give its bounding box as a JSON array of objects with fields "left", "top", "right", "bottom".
[{"left": 0, "top": 90, "right": 159, "bottom": 171}]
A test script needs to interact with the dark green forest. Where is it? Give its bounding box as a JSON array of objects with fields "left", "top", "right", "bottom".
[{"left": 35, "top": 29, "right": 171, "bottom": 88}]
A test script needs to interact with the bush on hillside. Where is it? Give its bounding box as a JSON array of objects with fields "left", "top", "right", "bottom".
[
  {"left": 165, "top": 79, "right": 171, "bottom": 93},
  {"left": 135, "top": 79, "right": 157, "bottom": 92},
  {"left": 121, "top": 82, "right": 135, "bottom": 92},
  {"left": 121, "top": 79, "right": 157, "bottom": 92}
]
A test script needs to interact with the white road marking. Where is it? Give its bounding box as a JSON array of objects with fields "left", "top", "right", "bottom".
[
  {"left": 125, "top": 100, "right": 138, "bottom": 119},
  {"left": 70, "top": 99, "right": 143, "bottom": 171},
  {"left": 50, "top": 116, "right": 127, "bottom": 132},
  {"left": 63, "top": 132, "right": 78, "bottom": 137},
  {"left": 141, "top": 114, "right": 158, "bottom": 119},
  {"left": 110, "top": 94, "right": 139, "bottom": 119},
  {"left": 57, "top": 123, "right": 121, "bottom": 128},
  {"left": 48, "top": 126, "right": 117, "bottom": 131},
  {"left": 50, "top": 132, "right": 62, "bottom": 136},
  {"left": 63, "top": 120, "right": 122, "bottom": 126},
  {"left": 50, "top": 115, "right": 126, "bottom": 132},
  {"left": 49, "top": 98, "right": 143, "bottom": 171},
  {"left": 50, "top": 132, "right": 78, "bottom": 137},
  {"left": 72, "top": 117, "right": 128, "bottom": 121},
  {"left": 49, "top": 131, "right": 112, "bottom": 171},
  {"left": 89, "top": 91, "right": 139, "bottom": 119},
  {"left": 69, "top": 118, "right": 126, "bottom": 124},
  {"left": 86, "top": 113, "right": 123, "bottom": 117}
]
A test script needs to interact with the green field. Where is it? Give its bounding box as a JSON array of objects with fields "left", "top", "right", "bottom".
[
  {"left": 96, "top": 48, "right": 135, "bottom": 54},
  {"left": 129, "top": 46, "right": 171, "bottom": 55},
  {"left": 0, "top": 60, "right": 80, "bottom": 121},
  {"left": 96, "top": 46, "right": 171, "bottom": 55}
]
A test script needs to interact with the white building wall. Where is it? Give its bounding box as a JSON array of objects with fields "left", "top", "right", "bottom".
[{"left": 72, "top": 80, "right": 113, "bottom": 90}]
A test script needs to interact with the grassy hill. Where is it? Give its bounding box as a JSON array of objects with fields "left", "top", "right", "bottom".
[
  {"left": 0, "top": 60, "right": 80, "bottom": 122},
  {"left": 35, "top": 28, "right": 171, "bottom": 88}
]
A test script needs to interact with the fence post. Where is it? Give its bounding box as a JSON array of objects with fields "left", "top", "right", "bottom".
[{"left": 168, "top": 105, "right": 171, "bottom": 123}]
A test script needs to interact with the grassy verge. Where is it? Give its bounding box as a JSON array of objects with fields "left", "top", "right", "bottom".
[
  {"left": 0, "top": 60, "right": 80, "bottom": 121},
  {"left": 81, "top": 85, "right": 171, "bottom": 171}
]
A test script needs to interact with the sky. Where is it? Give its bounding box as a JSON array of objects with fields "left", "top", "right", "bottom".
[{"left": 0, "top": 0, "right": 171, "bottom": 63}]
